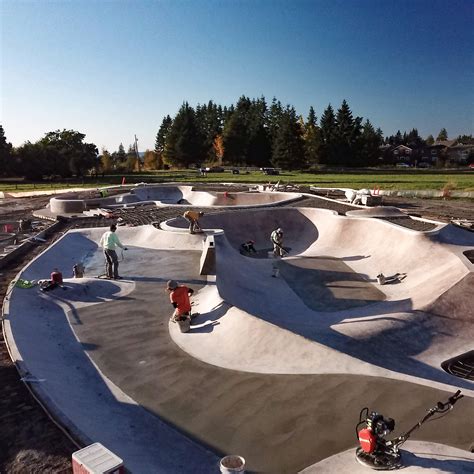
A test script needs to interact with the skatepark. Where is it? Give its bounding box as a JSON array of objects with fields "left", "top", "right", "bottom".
[{"left": 2, "top": 186, "right": 474, "bottom": 473}]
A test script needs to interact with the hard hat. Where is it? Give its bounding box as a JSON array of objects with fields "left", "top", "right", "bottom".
[{"left": 167, "top": 280, "right": 178, "bottom": 290}]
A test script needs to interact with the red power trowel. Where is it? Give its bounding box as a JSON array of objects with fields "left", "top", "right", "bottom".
[{"left": 355, "top": 390, "right": 464, "bottom": 470}]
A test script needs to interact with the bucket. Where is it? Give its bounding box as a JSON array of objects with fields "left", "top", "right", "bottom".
[
  {"left": 177, "top": 318, "right": 191, "bottom": 333},
  {"left": 220, "top": 455, "right": 245, "bottom": 473}
]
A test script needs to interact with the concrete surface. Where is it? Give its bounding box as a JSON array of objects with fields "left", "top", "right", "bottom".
[
  {"left": 47, "top": 185, "right": 302, "bottom": 215},
  {"left": 301, "top": 441, "right": 474, "bottom": 473},
  {"left": 3, "top": 205, "right": 474, "bottom": 473}
]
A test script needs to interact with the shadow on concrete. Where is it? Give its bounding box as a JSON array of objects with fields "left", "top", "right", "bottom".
[{"left": 401, "top": 450, "right": 474, "bottom": 472}]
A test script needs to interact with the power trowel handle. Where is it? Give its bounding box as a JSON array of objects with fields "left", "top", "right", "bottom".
[{"left": 437, "top": 390, "right": 463, "bottom": 410}]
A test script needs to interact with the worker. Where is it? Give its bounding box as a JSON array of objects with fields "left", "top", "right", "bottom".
[
  {"left": 40, "top": 268, "right": 64, "bottom": 292},
  {"left": 241, "top": 240, "right": 257, "bottom": 254},
  {"left": 72, "top": 263, "right": 85, "bottom": 278},
  {"left": 183, "top": 210, "right": 204, "bottom": 234},
  {"left": 270, "top": 227, "right": 285, "bottom": 257},
  {"left": 166, "top": 280, "right": 195, "bottom": 324},
  {"left": 99, "top": 224, "right": 127, "bottom": 279}
]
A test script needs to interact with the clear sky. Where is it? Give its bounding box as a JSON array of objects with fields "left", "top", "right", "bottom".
[{"left": 1, "top": 0, "right": 473, "bottom": 152}]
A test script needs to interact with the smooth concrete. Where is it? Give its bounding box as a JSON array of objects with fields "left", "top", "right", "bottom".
[
  {"left": 3, "top": 206, "right": 474, "bottom": 472},
  {"left": 47, "top": 185, "right": 302, "bottom": 214},
  {"left": 301, "top": 441, "right": 474, "bottom": 473}
]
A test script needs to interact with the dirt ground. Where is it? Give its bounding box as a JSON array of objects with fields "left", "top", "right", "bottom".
[{"left": 0, "top": 191, "right": 472, "bottom": 473}]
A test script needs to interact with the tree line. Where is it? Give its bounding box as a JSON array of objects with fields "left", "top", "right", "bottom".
[
  {"left": 0, "top": 96, "right": 472, "bottom": 179},
  {"left": 155, "top": 96, "right": 385, "bottom": 170}
]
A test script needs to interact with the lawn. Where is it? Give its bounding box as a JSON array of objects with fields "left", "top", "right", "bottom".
[{"left": 0, "top": 170, "right": 473, "bottom": 193}]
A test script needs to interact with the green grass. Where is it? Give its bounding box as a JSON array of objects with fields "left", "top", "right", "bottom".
[{"left": 1, "top": 170, "right": 473, "bottom": 192}]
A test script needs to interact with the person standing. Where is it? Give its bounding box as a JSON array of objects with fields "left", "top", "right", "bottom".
[
  {"left": 270, "top": 227, "right": 285, "bottom": 257},
  {"left": 99, "top": 224, "right": 127, "bottom": 279},
  {"left": 183, "top": 210, "right": 204, "bottom": 234}
]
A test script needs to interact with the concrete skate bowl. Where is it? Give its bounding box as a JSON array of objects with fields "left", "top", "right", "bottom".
[
  {"left": 48, "top": 185, "right": 302, "bottom": 214},
  {"left": 164, "top": 206, "right": 322, "bottom": 256},
  {"left": 167, "top": 206, "right": 474, "bottom": 388},
  {"left": 4, "top": 222, "right": 474, "bottom": 473}
]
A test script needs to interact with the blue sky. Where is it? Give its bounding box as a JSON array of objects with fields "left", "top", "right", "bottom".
[{"left": 1, "top": 0, "right": 473, "bottom": 152}]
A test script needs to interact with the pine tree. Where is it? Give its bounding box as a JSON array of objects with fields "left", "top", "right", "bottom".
[
  {"left": 222, "top": 96, "right": 252, "bottom": 165},
  {"left": 334, "top": 99, "right": 361, "bottom": 166},
  {"left": 246, "top": 97, "right": 271, "bottom": 167},
  {"left": 303, "top": 106, "right": 321, "bottom": 167},
  {"left": 272, "top": 106, "right": 305, "bottom": 170},
  {"left": 319, "top": 104, "right": 336, "bottom": 165},
  {"left": 163, "top": 102, "right": 205, "bottom": 167},
  {"left": 359, "top": 119, "right": 383, "bottom": 166},
  {"left": 436, "top": 128, "right": 448, "bottom": 141},
  {"left": 426, "top": 134, "right": 434, "bottom": 145},
  {"left": 155, "top": 115, "right": 173, "bottom": 154}
]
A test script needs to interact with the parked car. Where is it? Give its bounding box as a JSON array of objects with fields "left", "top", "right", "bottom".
[
  {"left": 262, "top": 167, "right": 280, "bottom": 175},
  {"left": 205, "top": 166, "right": 225, "bottom": 172},
  {"left": 396, "top": 163, "right": 410, "bottom": 168}
]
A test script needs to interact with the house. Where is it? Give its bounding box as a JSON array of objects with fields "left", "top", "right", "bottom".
[
  {"left": 424, "top": 140, "right": 474, "bottom": 166},
  {"left": 380, "top": 144, "right": 413, "bottom": 165}
]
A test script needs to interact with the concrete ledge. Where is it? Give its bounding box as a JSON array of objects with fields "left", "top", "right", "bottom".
[
  {"left": 50, "top": 197, "right": 86, "bottom": 214},
  {"left": 0, "top": 220, "right": 65, "bottom": 270},
  {"left": 199, "top": 236, "right": 216, "bottom": 275}
]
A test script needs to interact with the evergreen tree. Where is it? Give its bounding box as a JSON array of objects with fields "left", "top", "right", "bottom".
[
  {"left": 222, "top": 96, "right": 252, "bottom": 165},
  {"left": 272, "top": 106, "right": 305, "bottom": 170},
  {"left": 196, "top": 100, "right": 223, "bottom": 162},
  {"left": 303, "top": 106, "right": 321, "bottom": 167},
  {"left": 113, "top": 143, "right": 127, "bottom": 168},
  {"left": 334, "top": 100, "right": 361, "bottom": 166},
  {"left": 164, "top": 102, "right": 205, "bottom": 167},
  {"left": 267, "top": 98, "right": 283, "bottom": 146},
  {"left": 247, "top": 96, "right": 271, "bottom": 167},
  {"left": 0, "top": 125, "right": 13, "bottom": 176},
  {"left": 359, "top": 119, "right": 383, "bottom": 166},
  {"left": 425, "top": 134, "right": 434, "bottom": 145},
  {"left": 319, "top": 104, "right": 337, "bottom": 165},
  {"left": 155, "top": 115, "right": 173, "bottom": 155},
  {"left": 436, "top": 128, "right": 448, "bottom": 141},
  {"left": 456, "top": 134, "right": 474, "bottom": 144},
  {"left": 406, "top": 128, "right": 424, "bottom": 148}
]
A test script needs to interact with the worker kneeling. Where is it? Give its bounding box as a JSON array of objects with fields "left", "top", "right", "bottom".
[{"left": 167, "top": 280, "right": 195, "bottom": 333}]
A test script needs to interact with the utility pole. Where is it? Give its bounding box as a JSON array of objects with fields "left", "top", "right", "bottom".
[{"left": 134, "top": 134, "right": 141, "bottom": 172}]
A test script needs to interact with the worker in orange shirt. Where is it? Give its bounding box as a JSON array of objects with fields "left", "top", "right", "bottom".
[
  {"left": 166, "top": 280, "right": 194, "bottom": 322},
  {"left": 183, "top": 210, "right": 204, "bottom": 234}
]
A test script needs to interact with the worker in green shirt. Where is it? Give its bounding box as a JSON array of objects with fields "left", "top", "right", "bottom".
[{"left": 99, "top": 224, "right": 127, "bottom": 279}]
